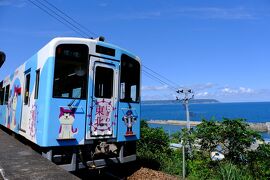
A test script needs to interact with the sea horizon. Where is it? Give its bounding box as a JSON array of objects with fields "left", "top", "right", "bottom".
[
  {"left": 141, "top": 101, "right": 270, "bottom": 123},
  {"left": 142, "top": 99, "right": 270, "bottom": 104}
]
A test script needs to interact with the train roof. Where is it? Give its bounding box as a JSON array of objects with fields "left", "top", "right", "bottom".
[
  {"left": 46, "top": 37, "right": 140, "bottom": 62},
  {"left": 1, "top": 37, "right": 140, "bottom": 85}
]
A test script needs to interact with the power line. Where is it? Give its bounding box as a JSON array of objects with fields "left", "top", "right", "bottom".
[
  {"left": 27, "top": 0, "right": 88, "bottom": 37},
  {"left": 41, "top": 0, "right": 98, "bottom": 37},
  {"left": 36, "top": 0, "right": 91, "bottom": 37},
  {"left": 142, "top": 70, "right": 178, "bottom": 92},
  {"left": 143, "top": 65, "right": 182, "bottom": 89},
  {"left": 28, "top": 0, "right": 182, "bottom": 94}
]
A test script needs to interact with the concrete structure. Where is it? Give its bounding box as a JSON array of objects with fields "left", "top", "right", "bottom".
[
  {"left": 0, "top": 127, "right": 78, "bottom": 180},
  {"left": 147, "top": 120, "right": 270, "bottom": 132}
]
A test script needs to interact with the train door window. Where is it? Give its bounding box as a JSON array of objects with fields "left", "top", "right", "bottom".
[
  {"left": 94, "top": 66, "right": 113, "bottom": 98},
  {"left": 4, "top": 84, "right": 10, "bottom": 105},
  {"left": 0, "top": 81, "right": 4, "bottom": 105},
  {"left": 34, "top": 69, "right": 40, "bottom": 99},
  {"left": 24, "top": 73, "right": 30, "bottom": 105},
  {"left": 53, "top": 44, "right": 89, "bottom": 99},
  {"left": 120, "top": 54, "right": 140, "bottom": 103}
]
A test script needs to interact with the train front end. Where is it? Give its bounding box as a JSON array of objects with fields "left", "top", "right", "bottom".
[{"left": 40, "top": 38, "right": 141, "bottom": 171}]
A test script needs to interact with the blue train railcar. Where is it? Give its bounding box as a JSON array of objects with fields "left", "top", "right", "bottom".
[{"left": 0, "top": 37, "right": 141, "bottom": 171}]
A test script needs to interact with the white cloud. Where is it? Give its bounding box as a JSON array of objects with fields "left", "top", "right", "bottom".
[
  {"left": 0, "top": 0, "right": 26, "bottom": 8},
  {"left": 239, "top": 87, "right": 254, "bottom": 93},
  {"left": 100, "top": 11, "right": 161, "bottom": 21},
  {"left": 196, "top": 92, "right": 209, "bottom": 97},
  {"left": 191, "top": 82, "right": 217, "bottom": 91},
  {"left": 174, "top": 7, "right": 256, "bottom": 20},
  {"left": 142, "top": 93, "right": 175, "bottom": 101},
  {"left": 0, "top": 0, "right": 11, "bottom": 6},
  {"left": 120, "top": 11, "right": 161, "bottom": 20},
  {"left": 98, "top": 6, "right": 256, "bottom": 22},
  {"left": 221, "top": 87, "right": 255, "bottom": 95},
  {"left": 142, "top": 85, "right": 169, "bottom": 91},
  {"left": 141, "top": 81, "right": 270, "bottom": 102},
  {"left": 221, "top": 88, "right": 238, "bottom": 94},
  {"left": 0, "top": 28, "right": 74, "bottom": 37}
]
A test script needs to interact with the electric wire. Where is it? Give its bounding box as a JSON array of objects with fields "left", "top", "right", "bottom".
[
  {"left": 143, "top": 65, "right": 182, "bottom": 90},
  {"left": 41, "top": 0, "right": 98, "bottom": 37},
  {"left": 28, "top": 0, "right": 182, "bottom": 94},
  {"left": 142, "top": 70, "right": 178, "bottom": 92},
  {"left": 36, "top": 0, "right": 90, "bottom": 37},
  {"left": 27, "top": 0, "right": 88, "bottom": 37}
]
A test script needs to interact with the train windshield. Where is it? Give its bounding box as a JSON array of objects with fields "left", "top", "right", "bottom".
[
  {"left": 120, "top": 54, "right": 140, "bottom": 103},
  {"left": 53, "top": 44, "right": 89, "bottom": 99}
]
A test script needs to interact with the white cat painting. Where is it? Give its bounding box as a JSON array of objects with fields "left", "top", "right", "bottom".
[
  {"left": 9, "top": 86, "right": 21, "bottom": 130},
  {"left": 58, "top": 107, "right": 78, "bottom": 139}
]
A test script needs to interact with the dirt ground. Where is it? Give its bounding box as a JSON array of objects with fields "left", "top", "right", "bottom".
[
  {"left": 73, "top": 162, "right": 180, "bottom": 180},
  {"left": 128, "top": 167, "right": 179, "bottom": 180}
]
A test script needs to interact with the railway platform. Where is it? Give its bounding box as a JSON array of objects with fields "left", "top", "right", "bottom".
[{"left": 0, "top": 127, "right": 78, "bottom": 180}]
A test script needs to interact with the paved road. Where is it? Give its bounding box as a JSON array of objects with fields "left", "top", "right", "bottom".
[{"left": 0, "top": 127, "right": 79, "bottom": 180}]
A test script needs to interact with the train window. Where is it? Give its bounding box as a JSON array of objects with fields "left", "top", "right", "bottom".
[
  {"left": 94, "top": 66, "right": 113, "bottom": 98},
  {"left": 0, "top": 81, "right": 3, "bottom": 105},
  {"left": 4, "top": 84, "right": 10, "bottom": 105},
  {"left": 53, "top": 44, "right": 89, "bottom": 99},
  {"left": 34, "top": 69, "right": 40, "bottom": 99},
  {"left": 24, "top": 73, "right": 30, "bottom": 105},
  {"left": 96, "top": 45, "right": 115, "bottom": 57},
  {"left": 120, "top": 54, "right": 140, "bottom": 103}
]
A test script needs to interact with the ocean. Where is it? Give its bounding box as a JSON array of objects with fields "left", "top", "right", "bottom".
[{"left": 141, "top": 101, "right": 270, "bottom": 140}]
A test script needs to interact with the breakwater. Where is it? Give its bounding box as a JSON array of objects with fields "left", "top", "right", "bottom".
[{"left": 147, "top": 120, "right": 270, "bottom": 132}]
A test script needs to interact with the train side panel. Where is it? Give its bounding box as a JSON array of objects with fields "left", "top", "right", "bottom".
[
  {"left": 1, "top": 38, "right": 141, "bottom": 148},
  {"left": 0, "top": 43, "right": 53, "bottom": 147},
  {"left": 0, "top": 64, "right": 24, "bottom": 133},
  {"left": 23, "top": 44, "right": 55, "bottom": 146}
]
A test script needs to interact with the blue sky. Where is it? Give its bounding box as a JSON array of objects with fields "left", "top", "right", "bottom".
[{"left": 0, "top": 0, "right": 270, "bottom": 102}]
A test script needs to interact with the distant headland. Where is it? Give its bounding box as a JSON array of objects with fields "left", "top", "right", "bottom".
[{"left": 142, "top": 99, "right": 220, "bottom": 105}]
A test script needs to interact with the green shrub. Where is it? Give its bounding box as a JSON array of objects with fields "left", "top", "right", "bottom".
[
  {"left": 195, "top": 118, "right": 261, "bottom": 163},
  {"left": 221, "top": 118, "right": 261, "bottom": 163},
  {"left": 137, "top": 120, "right": 172, "bottom": 169},
  {"left": 187, "top": 151, "right": 217, "bottom": 180},
  {"left": 248, "top": 144, "right": 270, "bottom": 179},
  {"left": 218, "top": 162, "right": 253, "bottom": 180},
  {"left": 161, "top": 149, "right": 182, "bottom": 176},
  {"left": 137, "top": 118, "right": 266, "bottom": 179},
  {"left": 185, "top": 118, "right": 262, "bottom": 179},
  {"left": 196, "top": 119, "right": 222, "bottom": 152}
]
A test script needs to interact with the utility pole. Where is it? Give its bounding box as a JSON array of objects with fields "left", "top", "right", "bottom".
[{"left": 176, "top": 88, "right": 194, "bottom": 179}]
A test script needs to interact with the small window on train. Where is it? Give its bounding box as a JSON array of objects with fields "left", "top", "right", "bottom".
[
  {"left": 24, "top": 73, "right": 30, "bottom": 105},
  {"left": 53, "top": 44, "right": 89, "bottom": 99},
  {"left": 0, "top": 81, "right": 4, "bottom": 105},
  {"left": 120, "top": 54, "right": 140, "bottom": 103},
  {"left": 4, "top": 84, "right": 10, "bottom": 105},
  {"left": 34, "top": 69, "right": 40, "bottom": 99},
  {"left": 94, "top": 66, "right": 113, "bottom": 98},
  {"left": 96, "top": 45, "right": 115, "bottom": 57}
]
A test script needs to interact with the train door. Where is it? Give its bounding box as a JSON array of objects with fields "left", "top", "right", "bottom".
[
  {"left": 20, "top": 70, "right": 31, "bottom": 131},
  {"left": 86, "top": 57, "right": 118, "bottom": 139}
]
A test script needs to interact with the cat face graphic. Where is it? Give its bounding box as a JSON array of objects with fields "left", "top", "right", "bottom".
[
  {"left": 12, "top": 96, "right": 17, "bottom": 110},
  {"left": 12, "top": 86, "right": 21, "bottom": 110},
  {"left": 59, "top": 107, "right": 75, "bottom": 125}
]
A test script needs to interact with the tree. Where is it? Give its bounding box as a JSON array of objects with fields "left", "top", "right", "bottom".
[
  {"left": 194, "top": 118, "right": 261, "bottom": 163},
  {"left": 220, "top": 118, "right": 261, "bottom": 163},
  {"left": 196, "top": 119, "right": 222, "bottom": 152}
]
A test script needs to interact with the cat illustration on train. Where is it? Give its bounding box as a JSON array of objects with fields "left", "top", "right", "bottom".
[
  {"left": 58, "top": 107, "right": 78, "bottom": 139},
  {"left": 6, "top": 86, "right": 21, "bottom": 130}
]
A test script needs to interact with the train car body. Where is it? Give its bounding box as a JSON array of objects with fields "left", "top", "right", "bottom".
[{"left": 0, "top": 37, "right": 141, "bottom": 171}]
